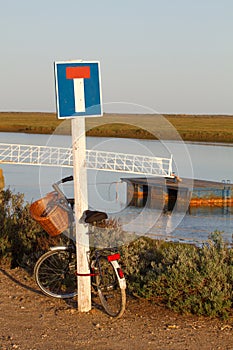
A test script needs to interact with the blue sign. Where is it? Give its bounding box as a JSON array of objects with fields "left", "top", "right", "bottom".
[{"left": 54, "top": 61, "right": 102, "bottom": 119}]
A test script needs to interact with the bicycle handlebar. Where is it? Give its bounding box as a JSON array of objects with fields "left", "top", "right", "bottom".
[
  {"left": 52, "top": 175, "right": 73, "bottom": 196},
  {"left": 62, "top": 175, "right": 73, "bottom": 183}
]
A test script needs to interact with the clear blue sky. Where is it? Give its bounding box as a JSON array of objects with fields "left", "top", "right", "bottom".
[{"left": 0, "top": 0, "right": 232, "bottom": 114}]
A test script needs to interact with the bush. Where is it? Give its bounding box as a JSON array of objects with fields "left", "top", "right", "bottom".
[
  {"left": 0, "top": 189, "right": 64, "bottom": 270},
  {"left": 121, "top": 232, "right": 233, "bottom": 318}
]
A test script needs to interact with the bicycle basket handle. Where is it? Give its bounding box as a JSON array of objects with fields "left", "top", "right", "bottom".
[{"left": 62, "top": 175, "right": 73, "bottom": 183}]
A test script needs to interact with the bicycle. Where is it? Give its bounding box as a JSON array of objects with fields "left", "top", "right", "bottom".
[{"left": 30, "top": 176, "right": 126, "bottom": 318}]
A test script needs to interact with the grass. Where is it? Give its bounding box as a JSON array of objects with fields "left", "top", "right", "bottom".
[
  {"left": 0, "top": 112, "right": 60, "bottom": 134},
  {"left": 0, "top": 112, "right": 233, "bottom": 143}
]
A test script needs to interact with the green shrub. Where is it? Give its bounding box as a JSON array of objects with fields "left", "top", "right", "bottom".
[
  {"left": 121, "top": 232, "right": 233, "bottom": 318},
  {"left": 0, "top": 189, "right": 63, "bottom": 269}
]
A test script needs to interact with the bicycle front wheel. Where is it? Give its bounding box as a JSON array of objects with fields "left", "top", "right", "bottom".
[
  {"left": 34, "top": 249, "right": 77, "bottom": 299},
  {"left": 95, "top": 256, "right": 126, "bottom": 318}
]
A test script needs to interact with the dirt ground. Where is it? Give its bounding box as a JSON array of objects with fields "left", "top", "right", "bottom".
[{"left": 0, "top": 266, "right": 233, "bottom": 350}]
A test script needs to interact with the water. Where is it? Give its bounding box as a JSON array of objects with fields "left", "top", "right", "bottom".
[{"left": 1, "top": 132, "right": 233, "bottom": 244}]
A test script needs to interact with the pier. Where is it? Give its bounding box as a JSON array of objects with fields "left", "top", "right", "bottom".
[
  {"left": 0, "top": 168, "right": 4, "bottom": 190},
  {"left": 121, "top": 177, "right": 233, "bottom": 211},
  {"left": 0, "top": 143, "right": 172, "bottom": 177}
]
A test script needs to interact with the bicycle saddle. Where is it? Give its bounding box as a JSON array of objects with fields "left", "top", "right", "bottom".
[{"left": 83, "top": 210, "right": 108, "bottom": 223}]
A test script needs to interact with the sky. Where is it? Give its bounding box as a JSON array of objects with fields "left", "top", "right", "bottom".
[{"left": 0, "top": 0, "right": 233, "bottom": 114}]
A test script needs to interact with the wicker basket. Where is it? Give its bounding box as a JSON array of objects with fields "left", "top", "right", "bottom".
[{"left": 30, "top": 192, "right": 69, "bottom": 237}]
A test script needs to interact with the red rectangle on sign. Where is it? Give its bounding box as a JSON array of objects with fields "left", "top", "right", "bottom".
[{"left": 66, "top": 66, "right": 90, "bottom": 79}]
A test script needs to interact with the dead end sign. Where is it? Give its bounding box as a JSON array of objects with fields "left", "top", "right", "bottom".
[{"left": 54, "top": 61, "right": 103, "bottom": 118}]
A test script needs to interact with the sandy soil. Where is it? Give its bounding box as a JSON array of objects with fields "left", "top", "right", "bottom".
[{"left": 0, "top": 266, "right": 233, "bottom": 350}]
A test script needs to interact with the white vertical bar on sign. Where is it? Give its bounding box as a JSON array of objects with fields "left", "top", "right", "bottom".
[
  {"left": 72, "top": 117, "right": 91, "bottom": 312},
  {"left": 73, "top": 78, "right": 85, "bottom": 113}
]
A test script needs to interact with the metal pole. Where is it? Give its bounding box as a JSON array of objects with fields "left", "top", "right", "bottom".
[{"left": 72, "top": 117, "right": 91, "bottom": 312}]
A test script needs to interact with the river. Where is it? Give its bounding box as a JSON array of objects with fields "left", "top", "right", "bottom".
[{"left": 0, "top": 132, "right": 233, "bottom": 245}]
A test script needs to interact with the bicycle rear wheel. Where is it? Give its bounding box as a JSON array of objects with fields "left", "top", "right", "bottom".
[
  {"left": 34, "top": 249, "right": 77, "bottom": 298},
  {"left": 95, "top": 256, "right": 126, "bottom": 318}
]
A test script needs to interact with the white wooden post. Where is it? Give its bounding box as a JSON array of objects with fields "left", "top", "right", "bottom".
[{"left": 72, "top": 117, "right": 91, "bottom": 312}]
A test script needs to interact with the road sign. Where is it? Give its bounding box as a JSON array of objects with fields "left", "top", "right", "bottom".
[{"left": 54, "top": 61, "right": 102, "bottom": 118}]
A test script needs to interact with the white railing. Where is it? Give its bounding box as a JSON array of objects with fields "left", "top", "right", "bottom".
[
  {"left": 0, "top": 143, "right": 73, "bottom": 167},
  {"left": 0, "top": 143, "right": 173, "bottom": 177}
]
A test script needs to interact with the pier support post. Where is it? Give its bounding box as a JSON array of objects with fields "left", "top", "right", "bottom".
[{"left": 0, "top": 168, "right": 4, "bottom": 190}]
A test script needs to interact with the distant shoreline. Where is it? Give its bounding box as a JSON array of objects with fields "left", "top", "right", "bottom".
[{"left": 0, "top": 112, "right": 233, "bottom": 144}]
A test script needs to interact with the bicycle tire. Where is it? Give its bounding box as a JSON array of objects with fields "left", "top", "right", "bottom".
[
  {"left": 34, "top": 249, "right": 77, "bottom": 299},
  {"left": 95, "top": 256, "right": 126, "bottom": 318}
]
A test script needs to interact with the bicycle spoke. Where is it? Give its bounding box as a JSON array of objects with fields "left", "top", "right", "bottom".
[
  {"left": 95, "top": 257, "right": 126, "bottom": 318},
  {"left": 34, "top": 250, "right": 77, "bottom": 299}
]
